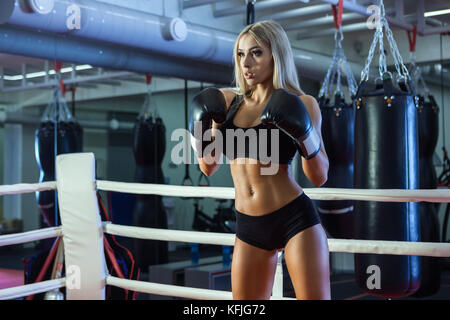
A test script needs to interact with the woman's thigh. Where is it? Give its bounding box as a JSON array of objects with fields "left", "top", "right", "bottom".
[
  {"left": 231, "top": 237, "right": 279, "bottom": 300},
  {"left": 284, "top": 223, "right": 331, "bottom": 300}
]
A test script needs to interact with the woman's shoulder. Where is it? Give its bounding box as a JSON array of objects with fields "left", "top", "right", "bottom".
[
  {"left": 298, "top": 94, "right": 320, "bottom": 111},
  {"left": 298, "top": 94, "right": 318, "bottom": 106},
  {"left": 298, "top": 94, "right": 321, "bottom": 123},
  {"left": 219, "top": 87, "right": 240, "bottom": 111}
]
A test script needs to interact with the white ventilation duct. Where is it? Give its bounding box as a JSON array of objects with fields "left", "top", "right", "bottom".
[{"left": 0, "top": 0, "right": 364, "bottom": 84}]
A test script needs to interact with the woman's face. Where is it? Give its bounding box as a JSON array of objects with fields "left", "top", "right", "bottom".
[{"left": 237, "top": 33, "right": 274, "bottom": 87}]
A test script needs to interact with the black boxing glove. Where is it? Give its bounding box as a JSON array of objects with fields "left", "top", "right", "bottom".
[
  {"left": 189, "top": 88, "right": 227, "bottom": 157},
  {"left": 260, "top": 89, "right": 321, "bottom": 159}
]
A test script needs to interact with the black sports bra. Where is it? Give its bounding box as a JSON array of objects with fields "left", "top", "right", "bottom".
[{"left": 218, "top": 95, "right": 298, "bottom": 165}]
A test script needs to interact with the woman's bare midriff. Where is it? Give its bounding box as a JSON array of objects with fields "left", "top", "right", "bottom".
[{"left": 230, "top": 159, "right": 303, "bottom": 216}]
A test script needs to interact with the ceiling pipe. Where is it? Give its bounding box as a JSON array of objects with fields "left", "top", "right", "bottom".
[
  {"left": 0, "top": 0, "right": 372, "bottom": 86},
  {"left": 0, "top": 25, "right": 234, "bottom": 85},
  {"left": 3, "top": 0, "right": 235, "bottom": 66},
  {"left": 183, "top": 0, "right": 229, "bottom": 9}
]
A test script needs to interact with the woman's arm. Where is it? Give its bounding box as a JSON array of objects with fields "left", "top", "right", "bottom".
[
  {"left": 300, "top": 95, "right": 329, "bottom": 187},
  {"left": 197, "top": 88, "right": 235, "bottom": 176}
]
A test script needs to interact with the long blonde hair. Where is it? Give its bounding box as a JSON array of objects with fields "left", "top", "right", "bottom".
[{"left": 233, "top": 20, "right": 304, "bottom": 96}]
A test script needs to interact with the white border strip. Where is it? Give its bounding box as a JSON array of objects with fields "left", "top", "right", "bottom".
[
  {"left": 96, "top": 180, "right": 235, "bottom": 199},
  {"left": 106, "top": 276, "right": 233, "bottom": 300},
  {"left": 329, "top": 238, "right": 450, "bottom": 257},
  {"left": 104, "top": 223, "right": 450, "bottom": 257},
  {"left": 0, "top": 181, "right": 56, "bottom": 196},
  {"left": 0, "top": 227, "right": 62, "bottom": 247},
  {"left": 0, "top": 278, "right": 66, "bottom": 300},
  {"left": 96, "top": 181, "right": 450, "bottom": 203},
  {"left": 105, "top": 276, "right": 295, "bottom": 300},
  {"left": 307, "top": 188, "right": 450, "bottom": 203},
  {"left": 104, "top": 222, "right": 234, "bottom": 246}
]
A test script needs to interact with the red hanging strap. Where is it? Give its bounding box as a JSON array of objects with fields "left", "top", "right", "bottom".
[
  {"left": 53, "top": 61, "right": 66, "bottom": 96},
  {"left": 59, "top": 79, "right": 66, "bottom": 97},
  {"left": 53, "top": 61, "right": 62, "bottom": 73},
  {"left": 331, "top": 0, "right": 344, "bottom": 30},
  {"left": 26, "top": 237, "right": 62, "bottom": 300},
  {"left": 146, "top": 74, "right": 152, "bottom": 85},
  {"left": 407, "top": 25, "right": 417, "bottom": 52}
]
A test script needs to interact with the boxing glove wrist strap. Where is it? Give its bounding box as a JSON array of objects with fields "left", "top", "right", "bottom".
[{"left": 298, "top": 128, "right": 321, "bottom": 160}]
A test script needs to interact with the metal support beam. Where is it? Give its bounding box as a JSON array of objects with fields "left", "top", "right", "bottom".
[
  {"left": 214, "top": 0, "right": 310, "bottom": 18},
  {"left": 259, "top": 4, "right": 331, "bottom": 21},
  {"left": 1, "top": 71, "right": 134, "bottom": 93},
  {"left": 21, "top": 63, "right": 26, "bottom": 87},
  {"left": 71, "top": 64, "right": 76, "bottom": 80},
  {"left": 422, "top": 26, "right": 450, "bottom": 36},
  {"left": 183, "top": 0, "right": 229, "bottom": 9},
  {"left": 417, "top": 0, "right": 425, "bottom": 34},
  {"left": 395, "top": 0, "right": 404, "bottom": 21},
  {"left": 0, "top": 67, "right": 3, "bottom": 91},
  {"left": 44, "top": 60, "right": 49, "bottom": 83},
  {"left": 317, "top": 0, "right": 449, "bottom": 36},
  {"left": 319, "top": 0, "right": 414, "bottom": 31},
  {"left": 284, "top": 12, "right": 362, "bottom": 31},
  {"left": 296, "top": 21, "right": 368, "bottom": 40}
]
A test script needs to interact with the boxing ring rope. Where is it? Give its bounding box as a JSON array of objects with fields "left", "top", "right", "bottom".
[
  {"left": 0, "top": 227, "right": 62, "bottom": 247},
  {"left": 0, "top": 182, "right": 56, "bottom": 196},
  {"left": 0, "top": 278, "right": 66, "bottom": 300},
  {"left": 96, "top": 180, "right": 450, "bottom": 203},
  {"left": 103, "top": 223, "right": 450, "bottom": 258},
  {"left": 0, "top": 181, "right": 64, "bottom": 299},
  {"left": 0, "top": 152, "right": 449, "bottom": 300}
]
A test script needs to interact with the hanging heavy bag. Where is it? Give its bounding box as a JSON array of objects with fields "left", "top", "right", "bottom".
[
  {"left": 35, "top": 120, "right": 78, "bottom": 227},
  {"left": 316, "top": 26, "right": 357, "bottom": 239},
  {"left": 412, "top": 93, "right": 441, "bottom": 298},
  {"left": 133, "top": 116, "right": 160, "bottom": 183},
  {"left": 35, "top": 83, "right": 80, "bottom": 228},
  {"left": 319, "top": 94, "right": 355, "bottom": 239},
  {"left": 69, "top": 120, "right": 84, "bottom": 153},
  {"left": 354, "top": 74, "right": 421, "bottom": 298},
  {"left": 132, "top": 87, "right": 168, "bottom": 270},
  {"left": 353, "top": 4, "right": 421, "bottom": 298}
]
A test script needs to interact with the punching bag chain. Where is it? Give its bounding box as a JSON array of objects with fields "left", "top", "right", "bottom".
[
  {"left": 440, "top": 34, "right": 446, "bottom": 151},
  {"left": 319, "top": 26, "right": 357, "bottom": 100},
  {"left": 360, "top": 0, "right": 410, "bottom": 83}
]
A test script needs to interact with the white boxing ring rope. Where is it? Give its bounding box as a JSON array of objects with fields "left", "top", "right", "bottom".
[
  {"left": 0, "top": 152, "right": 449, "bottom": 300},
  {"left": 96, "top": 180, "right": 450, "bottom": 203},
  {"left": 0, "top": 182, "right": 66, "bottom": 300},
  {"left": 102, "top": 223, "right": 450, "bottom": 258}
]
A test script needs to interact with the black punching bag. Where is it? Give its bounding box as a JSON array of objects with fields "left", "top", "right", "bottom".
[
  {"left": 35, "top": 120, "right": 79, "bottom": 227},
  {"left": 317, "top": 94, "right": 355, "bottom": 239},
  {"left": 132, "top": 112, "right": 168, "bottom": 269},
  {"left": 353, "top": 76, "right": 421, "bottom": 298},
  {"left": 413, "top": 94, "right": 441, "bottom": 298},
  {"left": 69, "top": 120, "right": 84, "bottom": 153}
]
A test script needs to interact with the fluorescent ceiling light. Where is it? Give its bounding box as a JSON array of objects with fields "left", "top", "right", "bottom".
[
  {"left": 3, "top": 64, "right": 93, "bottom": 81},
  {"left": 296, "top": 54, "right": 312, "bottom": 60},
  {"left": 425, "top": 8, "right": 450, "bottom": 17}
]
